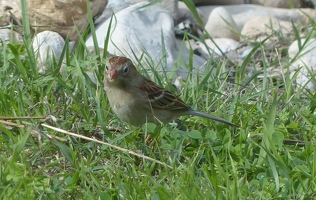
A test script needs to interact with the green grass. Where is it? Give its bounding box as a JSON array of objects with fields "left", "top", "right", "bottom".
[{"left": 1, "top": 1, "right": 316, "bottom": 199}]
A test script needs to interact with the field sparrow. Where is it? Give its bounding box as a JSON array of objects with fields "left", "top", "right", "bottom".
[{"left": 103, "top": 56, "right": 236, "bottom": 127}]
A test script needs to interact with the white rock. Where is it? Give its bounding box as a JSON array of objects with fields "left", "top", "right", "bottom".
[
  {"left": 197, "top": 38, "right": 239, "bottom": 59},
  {"left": 86, "top": 2, "right": 175, "bottom": 61},
  {"left": 251, "top": 0, "right": 304, "bottom": 8},
  {"left": 97, "top": 0, "right": 179, "bottom": 27},
  {"left": 193, "top": 0, "right": 245, "bottom": 5},
  {"left": 241, "top": 15, "right": 293, "bottom": 42},
  {"left": 198, "top": 5, "right": 314, "bottom": 32},
  {"left": 288, "top": 38, "right": 316, "bottom": 90},
  {"left": 204, "top": 6, "right": 239, "bottom": 41},
  {"left": 105, "top": 0, "right": 178, "bottom": 14},
  {"left": 194, "top": 0, "right": 306, "bottom": 8},
  {"left": 86, "top": 2, "right": 184, "bottom": 77},
  {"left": 32, "top": 31, "right": 65, "bottom": 73}
]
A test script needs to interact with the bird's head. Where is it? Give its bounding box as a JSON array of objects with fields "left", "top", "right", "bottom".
[{"left": 104, "top": 56, "right": 139, "bottom": 87}]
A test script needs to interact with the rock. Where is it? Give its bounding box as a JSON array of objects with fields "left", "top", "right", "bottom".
[
  {"left": 251, "top": 0, "right": 312, "bottom": 8},
  {"left": 204, "top": 7, "right": 239, "bottom": 41},
  {"left": 192, "top": 0, "right": 313, "bottom": 8},
  {"left": 237, "top": 45, "right": 254, "bottom": 59},
  {"left": 100, "top": 1, "right": 203, "bottom": 39},
  {"left": 176, "top": 1, "right": 206, "bottom": 25},
  {"left": 0, "top": 0, "right": 20, "bottom": 26},
  {"left": 175, "top": 39, "right": 208, "bottom": 79},
  {"left": 193, "top": 0, "right": 245, "bottom": 5},
  {"left": 94, "top": 0, "right": 141, "bottom": 25},
  {"left": 197, "top": 38, "right": 239, "bottom": 59},
  {"left": 241, "top": 15, "right": 293, "bottom": 42},
  {"left": 87, "top": 1, "right": 211, "bottom": 79},
  {"left": 198, "top": 5, "right": 315, "bottom": 32},
  {"left": 99, "top": 0, "right": 178, "bottom": 25},
  {"left": 174, "top": 1, "right": 205, "bottom": 38},
  {"left": 0, "top": 0, "right": 108, "bottom": 41},
  {"left": 0, "top": 29, "right": 23, "bottom": 44},
  {"left": 32, "top": 31, "right": 66, "bottom": 73},
  {"left": 288, "top": 38, "right": 316, "bottom": 90},
  {"left": 157, "top": 0, "right": 179, "bottom": 19},
  {"left": 86, "top": 2, "right": 179, "bottom": 76}
]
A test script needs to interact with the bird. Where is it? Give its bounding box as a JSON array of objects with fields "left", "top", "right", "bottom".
[{"left": 103, "top": 56, "right": 237, "bottom": 127}]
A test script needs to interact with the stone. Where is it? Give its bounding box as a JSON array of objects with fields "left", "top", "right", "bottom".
[
  {"left": 0, "top": 0, "right": 20, "bottom": 26},
  {"left": 251, "top": 0, "right": 311, "bottom": 8},
  {"left": 175, "top": 39, "right": 208, "bottom": 79},
  {"left": 204, "top": 6, "right": 239, "bottom": 41},
  {"left": 176, "top": 1, "right": 206, "bottom": 25},
  {"left": 197, "top": 38, "right": 239, "bottom": 59},
  {"left": 0, "top": 29, "right": 23, "bottom": 44},
  {"left": 193, "top": 0, "right": 245, "bottom": 5},
  {"left": 241, "top": 15, "right": 293, "bottom": 42},
  {"left": 99, "top": 0, "right": 178, "bottom": 25},
  {"left": 198, "top": 5, "right": 315, "bottom": 32},
  {"left": 192, "top": 0, "right": 313, "bottom": 8},
  {"left": 32, "top": 31, "right": 66, "bottom": 73},
  {"left": 86, "top": 2, "right": 178, "bottom": 76},
  {"left": 288, "top": 38, "right": 316, "bottom": 90},
  {"left": 87, "top": 1, "right": 212, "bottom": 79},
  {"left": 0, "top": 0, "right": 108, "bottom": 41}
]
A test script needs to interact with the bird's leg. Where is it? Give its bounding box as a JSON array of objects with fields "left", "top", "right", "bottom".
[{"left": 145, "top": 134, "right": 152, "bottom": 144}]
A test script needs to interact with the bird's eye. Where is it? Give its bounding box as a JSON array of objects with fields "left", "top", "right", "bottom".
[{"left": 123, "top": 66, "right": 129, "bottom": 74}]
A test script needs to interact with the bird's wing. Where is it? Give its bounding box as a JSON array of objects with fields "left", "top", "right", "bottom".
[{"left": 140, "top": 78, "right": 190, "bottom": 111}]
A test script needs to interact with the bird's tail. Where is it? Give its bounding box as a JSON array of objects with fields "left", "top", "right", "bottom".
[{"left": 188, "top": 110, "right": 238, "bottom": 127}]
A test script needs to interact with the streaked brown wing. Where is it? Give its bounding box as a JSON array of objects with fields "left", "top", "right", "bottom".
[{"left": 140, "top": 78, "right": 190, "bottom": 111}]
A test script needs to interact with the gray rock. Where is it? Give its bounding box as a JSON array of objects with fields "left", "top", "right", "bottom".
[
  {"left": 175, "top": 39, "right": 208, "bottom": 79},
  {"left": 86, "top": 2, "right": 175, "bottom": 60},
  {"left": 288, "top": 38, "right": 316, "bottom": 90},
  {"left": 32, "top": 31, "right": 65, "bottom": 73},
  {"left": 87, "top": 2, "right": 188, "bottom": 78},
  {"left": 204, "top": 6, "right": 239, "bottom": 41},
  {"left": 0, "top": 29, "right": 23, "bottom": 44},
  {"left": 198, "top": 5, "right": 314, "bottom": 32},
  {"left": 197, "top": 38, "right": 239, "bottom": 59},
  {"left": 241, "top": 15, "right": 293, "bottom": 43}
]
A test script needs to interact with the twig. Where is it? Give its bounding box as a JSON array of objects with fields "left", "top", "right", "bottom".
[
  {"left": 0, "top": 119, "right": 25, "bottom": 128},
  {"left": 40, "top": 123, "right": 173, "bottom": 169},
  {"left": 0, "top": 116, "right": 46, "bottom": 120},
  {"left": 0, "top": 118, "right": 67, "bottom": 142}
]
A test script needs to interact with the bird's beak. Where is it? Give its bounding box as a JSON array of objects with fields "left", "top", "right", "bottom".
[{"left": 110, "top": 69, "right": 118, "bottom": 80}]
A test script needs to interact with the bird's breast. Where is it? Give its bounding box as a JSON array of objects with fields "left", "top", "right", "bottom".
[{"left": 106, "top": 88, "right": 144, "bottom": 124}]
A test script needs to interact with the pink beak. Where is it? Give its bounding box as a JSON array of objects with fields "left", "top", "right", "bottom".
[{"left": 110, "top": 69, "right": 118, "bottom": 80}]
